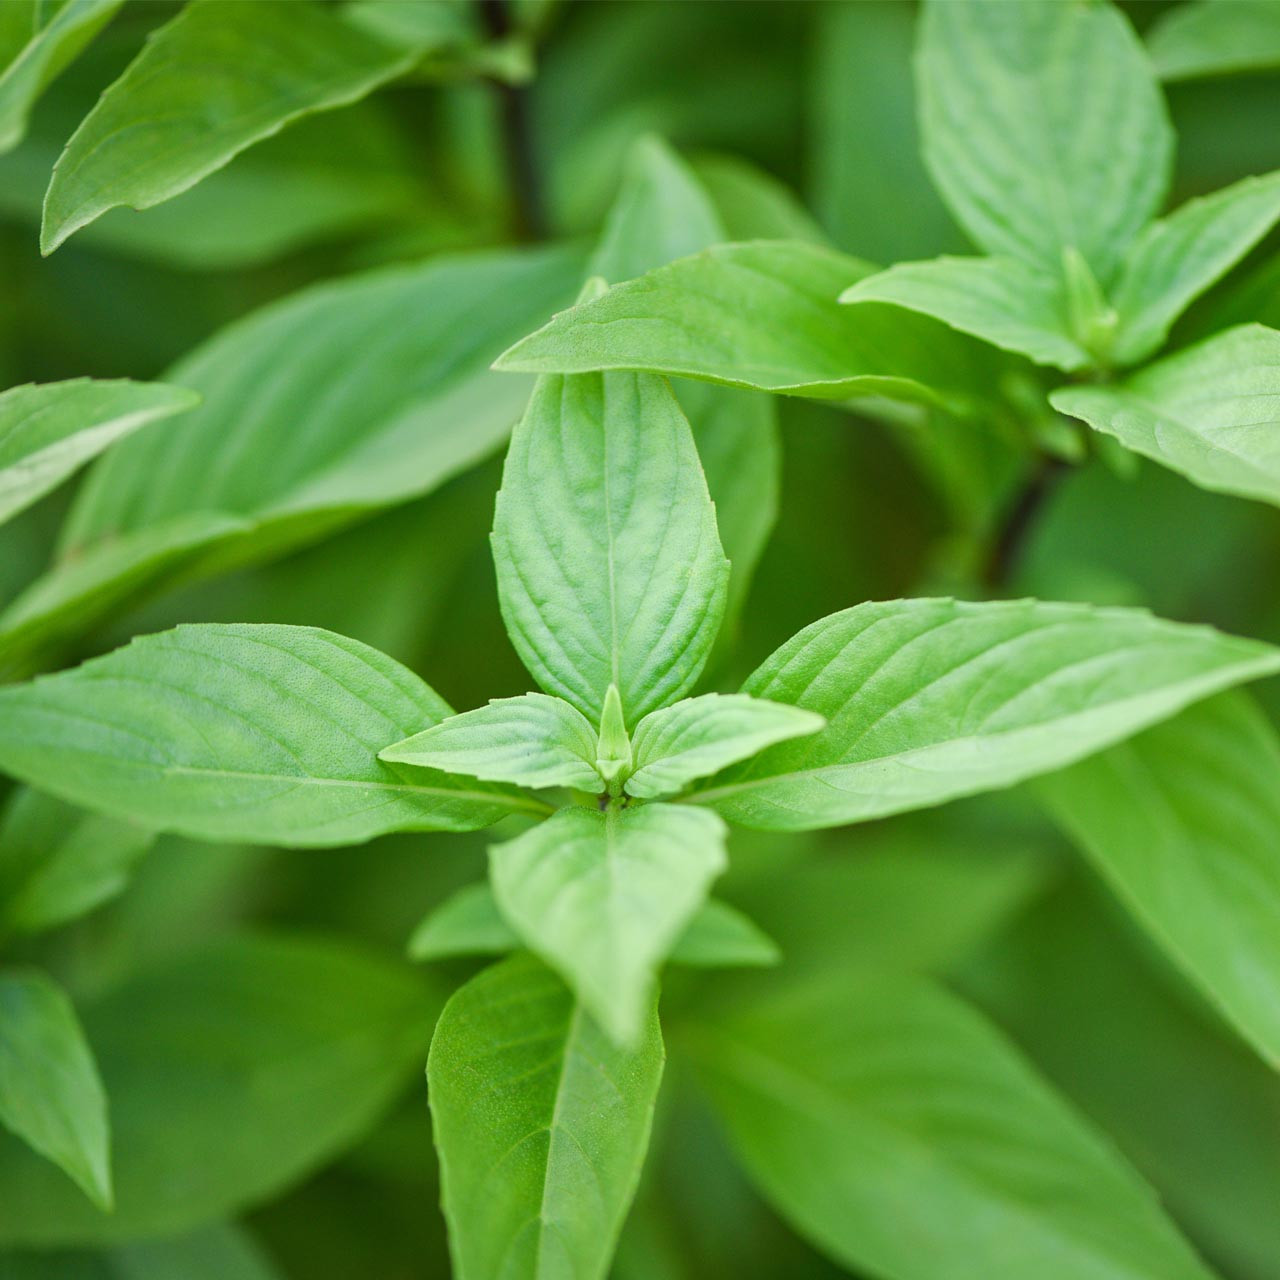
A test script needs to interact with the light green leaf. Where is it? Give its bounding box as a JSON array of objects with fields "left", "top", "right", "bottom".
[
  {"left": 694, "top": 975, "right": 1216, "bottom": 1280},
  {"left": 109, "top": 1222, "right": 285, "bottom": 1280},
  {"left": 0, "top": 789, "right": 153, "bottom": 940},
  {"left": 492, "top": 367, "right": 728, "bottom": 725},
  {"left": 1051, "top": 324, "right": 1280, "bottom": 508},
  {"left": 1, "top": 243, "right": 581, "bottom": 660},
  {"left": 494, "top": 241, "right": 1005, "bottom": 413},
  {"left": 40, "top": 0, "right": 417, "bottom": 254},
  {"left": 380, "top": 692, "right": 601, "bottom": 792},
  {"left": 627, "top": 694, "right": 824, "bottom": 801},
  {"left": 0, "top": 623, "right": 544, "bottom": 848},
  {"left": 840, "top": 255, "right": 1089, "bottom": 371},
  {"left": 918, "top": 0, "right": 1172, "bottom": 281},
  {"left": 687, "top": 598, "right": 1280, "bottom": 830},
  {"left": 410, "top": 883, "right": 778, "bottom": 970},
  {"left": 1110, "top": 172, "right": 1280, "bottom": 365},
  {"left": 0, "top": 0, "right": 121, "bottom": 154},
  {"left": 428, "top": 954, "right": 663, "bottom": 1280},
  {"left": 589, "top": 134, "right": 723, "bottom": 284},
  {"left": 0, "top": 935, "right": 440, "bottom": 1246},
  {"left": 490, "top": 803, "right": 727, "bottom": 1043},
  {"left": 595, "top": 684, "right": 633, "bottom": 791},
  {"left": 0, "top": 379, "right": 197, "bottom": 527},
  {"left": 1037, "top": 692, "right": 1280, "bottom": 1068},
  {"left": 1148, "top": 0, "right": 1280, "bottom": 81},
  {"left": 0, "top": 968, "right": 110, "bottom": 1211}
]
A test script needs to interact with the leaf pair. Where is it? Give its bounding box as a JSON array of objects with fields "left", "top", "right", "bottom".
[{"left": 840, "top": 0, "right": 1280, "bottom": 376}]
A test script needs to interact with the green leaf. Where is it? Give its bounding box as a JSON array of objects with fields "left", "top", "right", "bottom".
[
  {"left": 0, "top": 623, "right": 544, "bottom": 848},
  {"left": 1, "top": 243, "right": 581, "bottom": 659},
  {"left": 0, "top": 934, "right": 440, "bottom": 1246},
  {"left": 409, "top": 883, "right": 778, "bottom": 970},
  {"left": 1037, "top": 692, "right": 1280, "bottom": 1068},
  {"left": 40, "top": 0, "right": 417, "bottom": 254},
  {"left": 689, "top": 153, "right": 825, "bottom": 246},
  {"left": 108, "top": 1222, "right": 285, "bottom": 1280},
  {"left": 1148, "top": 0, "right": 1280, "bottom": 81},
  {"left": 494, "top": 241, "right": 1005, "bottom": 413},
  {"left": 1110, "top": 172, "right": 1280, "bottom": 365},
  {"left": 0, "top": 379, "right": 197, "bottom": 527},
  {"left": 627, "top": 694, "right": 824, "bottom": 801},
  {"left": 840, "top": 255, "right": 1090, "bottom": 371},
  {"left": 491, "top": 367, "right": 728, "bottom": 725},
  {"left": 595, "top": 683, "right": 634, "bottom": 792},
  {"left": 694, "top": 975, "right": 1216, "bottom": 1280},
  {"left": 380, "top": 693, "right": 601, "bottom": 792},
  {"left": 1051, "top": 324, "right": 1280, "bottom": 509},
  {"left": 918, "top": 0, "right": 1172, "bottom": 281},
  {"left": 687, "top": 598, "right": 1280, "bottom": 830},
  {"left": 589, "top": 134, "right": 723, "bottom": 284},
  {"left": 428, "top": 954, "right": 663, "bottom": 1280},
  {"left": 0, "top": 968, "right": 110, "bottom": 1211},
  {"left": 0, "top": 0, "right": 121, "bottom": 154},
  {"left": 0, "top": 789, "right": 153, "bottom": 940},
  {"left": 489, "top": 803, "right": 727, "bottom": 1043}
]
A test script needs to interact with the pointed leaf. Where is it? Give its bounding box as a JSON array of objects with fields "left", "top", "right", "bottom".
[
  {"left": 380, "top": 693, "right": 601, "bottom": 792},
  {"left": 0, "top": 624, "right": 545, "bottom": 848},
  {"left": 428, "top": 954, "right": 663, "bottom": 1280},
  {"left": 40, "top": 0, "right": 417, "bottom": 253},
  {"left": 665, "top": 899, "right": 779, "bottom": 969},
  {"left": 695, "top": 975, "right": 1216, "bottom": 1280},
  {"left": 1052, "top": 324, "right": 1280, "bottom": 509},
  {"left": 495, "top": 241, "right": 1005, "bottom": 413},
  {"left": 919, "top": 0, "right": 1171, "bottom": 281},
  {"left": 0, "top": 968, "right": 110, "bottom": 1210},
  {"left": 687, "top": 598, "right": 1280, "bottom": 830},
  {"left": 1037, "top": 692, "right": 1280, "bottom": 1068},
  {"left": 0, "top": 0, "right": 121, "bottom": 154},
  {"left": 0, "top": 379, "right": 197, "bottom": 527},
  {"left": 1148, "top": 0, "right": 1280, "bottom": 81},
  {"left": 492, "top": 368, "right": 728, "bottom": 724},
  {"left": 0, "top": 935, "right": 440, "bottom": 1246},
  {"left": 690, "top": 153, "right": 825, "bottom": 245},
  {"left": 489, "top": 803, "right": 727, "bottom": 1043},
  {"left": 0, "top": 789, "right": 153, "bottom": 940},
  {"left": 627, "top": 694, "right": 824, "bottom": 800},
  {"left": 840, "top": 255, "right": 1089, "bottom": 371},
  {"left": 1110, "top": 172, "right": 1280, "bottom": 365}
]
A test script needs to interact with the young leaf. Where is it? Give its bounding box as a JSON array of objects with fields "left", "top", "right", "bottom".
[
  {"left": 0, "top": 968, "right": 110, "bottom": 1211},
  {"left": 0, "top": 624, "right": 544, "bottom": 848},
  {"left": 0, "top": 789, "right": 153, "bottom": 940},
  {"left": 1148, "top": 0, "right": 1280, "bottom": 81},
  {"left": 694, "top": 975, "right": 1216, "bottom": 1280},
  {"left": 491, "top": 367, "right": 728, "bottom": 724},
  {"left": 380, "top": 692, "right": 601, "bottom": 792},
  {"left": 1051, "top": 324, "right": 1280, "bottom": 509},
  {"left": 627, "top": 693, "right": 824, "bottom": 800},
  {"left": 690, "top": 153, "right": 826, "bottom": 246},
  {"left": 840, "top": 255, "right": 1089, "bottom": 371},
  {"left": 494, "top": 241, "right": 1005, "bottom": 413},
  {"left": 1037, "top": 692, "right": 1280, "bottom": 1068},
  {"left": 0, "top": 0, "right": 121, "bottom": 154},
  {"left": 410, "top": 882, "right": 778, "bottom": 970},
  {"left": 595, "top": 684, "right": 634, "bottom": 791},
  {"left": 2, "top": 244, "right": 581, "bottom": 658},
  {"left": 1109, "top": 172, "right": 1280, "bottom": 365},
  {"left": 0, "top": 935, "right": 440, "bottom": 1246},
  {"left": 0, "top": 379, "right": 197, "bottom": 527},
  {"left": 918, "top": 0, "right": 1172, "bottom": 281},
  {"left": 40, "top": 0, "right": 417, "bottom": 253},
  {"left": 428, "top": 954, "right": 663, "bottom": 1280},
  {"left": 489, "top": 803, "right": 727, "bottom": 1044},
  {"left": 686, "top": 598, "right": 1280, "bottom": 830}
]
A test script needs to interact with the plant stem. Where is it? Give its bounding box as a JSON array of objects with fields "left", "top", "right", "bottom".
[
  {"left": 983, "top": 453, "right": 1069, "bottom": 591},
  {"left": 477, "top": 0, "right": 545, "bottom": 241}
]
